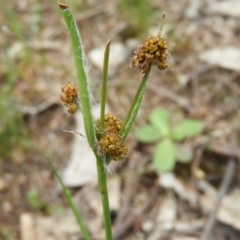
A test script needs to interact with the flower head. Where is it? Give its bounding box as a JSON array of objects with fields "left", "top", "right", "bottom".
[
  {"left": 60, "top": 82, "right": 80, "bottom": 114},
  {"left": 96, "top": 113, "right": 128, "bottom": 161},
  {"left": 98, "top": 132, "right": 128, "bottom": 161},
  {"left": 130, "top": 35, "right": 169, "bottom": 74},
  {"left": 95, "top": 113, "right": 122, "bottom": 135}
]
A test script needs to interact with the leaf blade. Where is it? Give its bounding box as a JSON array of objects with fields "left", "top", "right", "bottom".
[
  {"left": 149, "top": 108, "right": 170, "bottom": 137},
  {"left": 172, "top": 119, "right": 203, "bottom": 141},
  {"left": 153, "top": 138, "right": 176, "bottom": 172},
  {"left": 135, "top": 125, "right": 160, "bottom": 143}
]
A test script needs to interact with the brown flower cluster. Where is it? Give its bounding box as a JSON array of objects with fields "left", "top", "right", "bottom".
[
  {"left": 130, "top": 35, "right": 169, "bottom": 74},
  {"left": 96, "top": 113, "right": 128, "bottom": 161},
  {"left": 96, "top": 113, "right": 122, "bottom": 134},
  {"left": 60, "top": 82, "right": 80, "bottom": 114}
]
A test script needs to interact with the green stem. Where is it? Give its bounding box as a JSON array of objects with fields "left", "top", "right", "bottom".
[
  {"left": 96, "top": 155, "right": 112, "bottom": 240},
  {"left": 97, "top": 40, "right": 112, "bottom": 239},
  {"left": 99, "top": 40, "right": 111, "bottom": 137},
  {"left": 59, "top": 3, "right": 112, "bottom": 239},
  {"left": 59, "top": 2, "right": 97, "bottom": 152},
  {"left": 47, "top": 157, "right": 91, "bottom": 240},
  {"left": 120, "top": 72, "right": 150, "bottom": 141}
]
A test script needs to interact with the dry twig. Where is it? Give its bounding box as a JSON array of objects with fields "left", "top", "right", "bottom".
[{"left": 200, "top": 159, "right": 236, "bottom": 240}]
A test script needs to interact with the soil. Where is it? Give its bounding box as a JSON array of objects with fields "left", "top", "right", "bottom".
[{"left": 1, "top": 0, "right": 240, "bottom": 240}]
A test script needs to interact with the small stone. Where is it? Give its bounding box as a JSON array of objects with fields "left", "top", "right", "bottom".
[{"left": 0, "top": 178, "right": 7, "bottom": 191}]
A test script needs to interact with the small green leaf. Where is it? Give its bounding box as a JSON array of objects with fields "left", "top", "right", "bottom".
[
  {"left": 176, "top": 144, "right": 193, "bottom": 163},
  {"left": 172, "top": 119, "right": 203, "bottom": 141},
  {"left": 27, "top": 190, "right": 44, "bottom": 210},
  {"left": 153, "top": 138, "right": 176, "bottom": 172},
  {"left": 135, "top": 125, "right": 160, "bottom": 143},
  {"left": 149, "top": 108, "right": 170, "bottom": 137}
]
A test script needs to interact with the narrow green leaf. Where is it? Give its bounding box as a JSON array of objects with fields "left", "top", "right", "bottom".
[
  {"left": 46, "top": 156, "right": 91, "bottom": 240},
  {"left": 99, "top": 40, "right": 111, "bottom": 137},
  {"left": 135, "top": 125, "right": 160, "bottom": 143},
  {"left": 172, "top": 119, "right": 203, "bottom": 141},
  {"left": 153, "top": 138, "right": 176, "bottom": 172},
  {"left": 149, "top": 108, "right": 170, "bottom": 137}
]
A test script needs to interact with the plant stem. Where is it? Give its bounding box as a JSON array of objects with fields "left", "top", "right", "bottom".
[
  {"left": 59, "top": 3, "right": 112, "bottom": 239},
  {"left": 47, "top": 157, "right": 91, "bottom": 240},
  {"left": 98, "top": 40, "right": 112, "bottom": 240},
  {"left": 99, "top": 40, "right": 111, "bottom": 137},
  {"left": 96, "top": 155, "right": 112, "bottom": 240},
  {"left": 59, "top": 2, "right": 97, "bottom": 151},
  {"left": 120, "top": 72, "right": 150, "bottom": 141}
]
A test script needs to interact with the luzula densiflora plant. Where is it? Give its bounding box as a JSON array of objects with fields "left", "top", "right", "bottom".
[
  {"left": 60, "top": 30, "right": 170, "bottom": 162},
  {"left": 58, "top": 2, "right": 170, "bottom": 240}
]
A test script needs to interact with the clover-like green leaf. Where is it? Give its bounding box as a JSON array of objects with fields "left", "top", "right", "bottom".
[
  {"left": 149, "top": 108, "right": 170, "bottom": 137},
  {"left": 135, "top": 125, "right": 160, "bottom": 143},
  {"left": 172, "top": 119, "right": 203, "bottom": 141},
  {"left": 153, "top": 138, "right": 176, "bottom": 172}
]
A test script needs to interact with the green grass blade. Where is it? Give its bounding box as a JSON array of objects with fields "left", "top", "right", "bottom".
[
  {"left": 46, "top": 156, "right": 91, "bottom": 240},
  {"left": 99, "top": 40, "right": 111, "bottom": 137}
]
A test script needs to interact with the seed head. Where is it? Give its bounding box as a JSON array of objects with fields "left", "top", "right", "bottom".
[
  {"left": 96, "top": 113, "right": 128, "bottom": 161},
  {"left": 98, "top": 132, "right": 128, "bottom": 161},
  {"left": 67, "top": 102, "right": 79, "bottom": 114},
  {"left": 130, "top": 35, "right": 170, "bottom": 74},
  {"left": 95, "top": 113, "right": 122, "bottom": 135},
  {"left": 60, "top": 82, "right": 80, "bottom": 114}
]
